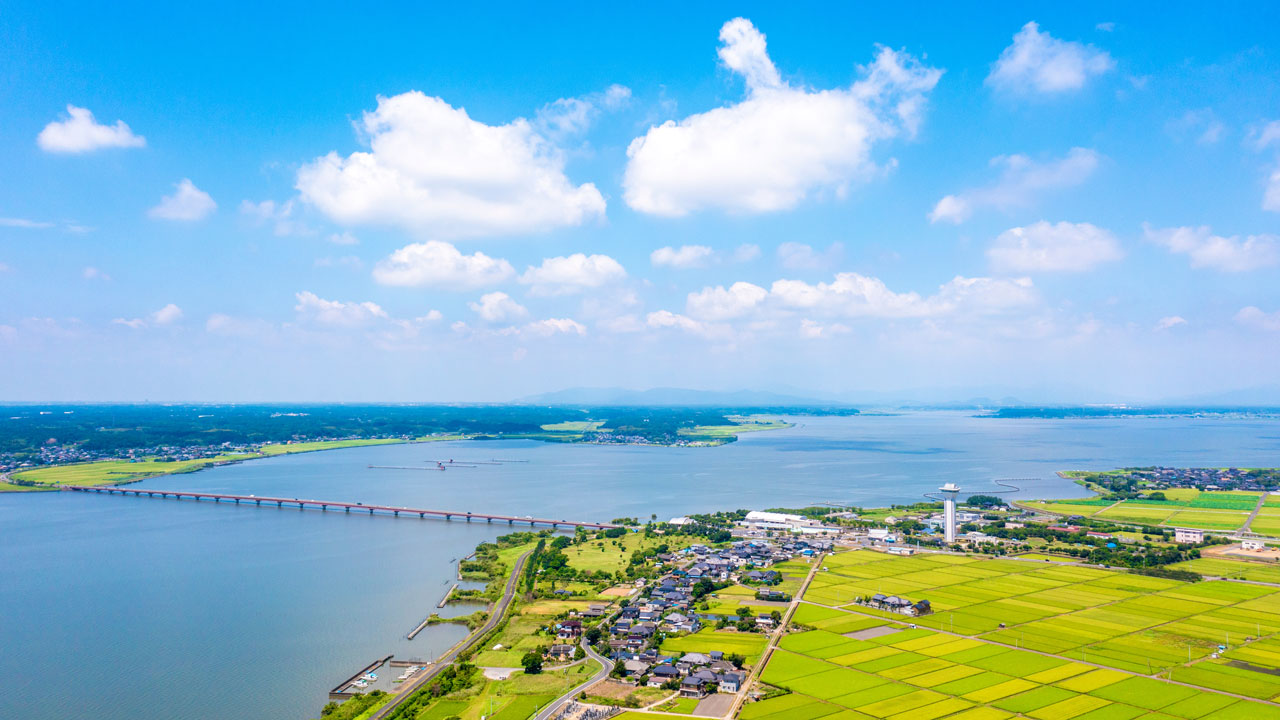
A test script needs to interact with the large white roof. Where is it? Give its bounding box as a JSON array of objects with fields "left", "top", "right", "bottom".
[{"left": 745, "top": 510, "right": 806, "bottom": 523}]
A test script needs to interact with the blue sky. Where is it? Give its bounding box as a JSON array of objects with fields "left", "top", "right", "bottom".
[{"left": 2, "top": 2, "right": 1279, "bottom": 402}]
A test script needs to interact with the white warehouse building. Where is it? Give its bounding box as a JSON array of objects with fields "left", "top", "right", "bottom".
[{"left": 739, "top": 510, "right": 832, "bottom": 534}]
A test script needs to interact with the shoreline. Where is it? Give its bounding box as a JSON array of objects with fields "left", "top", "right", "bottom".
[{"left": 1, "top": 420, "right": 799, "bottom": 493}]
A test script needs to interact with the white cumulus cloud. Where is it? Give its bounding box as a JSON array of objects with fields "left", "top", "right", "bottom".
[
  {"left": 1265, "top": 165, "right": 1280, "bottom": 213},
  {"left": 646, "top": 310, "right": 707, "bottom": 334},
  {"left": 686, "top": 282, "right": 769, "bottom": 321},
  {"left": 1144, "top": 224, "right": 1279, "bottom": 272},
  {"left": 113, "top": 303, "right": 183, "bottom": 329},
  {"left": 1155, "top": 316, "right": 1187, "bottom": 331},
  {"left": 987, "top": 21, "right": 1114, "bottom": 95},
  {"left": 469, "top": 292, "right": 528, "bottom": 323},
  {"left": 930, "top": 148, "right": 1100, "bottom": 224},
  {"left": 651, "top": 245, "right": 714, "bottom": 269},
  {"left": 296, "top": 91, "right": 606, "bottom": 238},
  {"left": 150, "top": 303, "right": 183, "bottom": 325},
  {"left": 987, "top": 221, "right": 1122, "bottom": 272},
  {"left": 1249, "top": 120, "right": 1280, "bottom": 151},
  {"left": 778, "top": 242, "right": 843, "bottom": 270},
  {"left": 294, "top": 291, "right": 387, "bottom": 327},
  {"left": 622, "top": 17, "right": 941, "bottom": 217},
  {"left": 37, "top": 105, "right": 146, "bottom": 153},
  {"left": 372, "top": 240, "right": 515, "bottom": 290},
  {"left": 239, "top": 199, "right": 311, "bottom": 236},
  {"left": 733, "top": 244, "right": 761, "bottom": 262},
  {"left": 523, "top": 318, "right": 587, "bottom": 337},
  {"left": 518, "top": 253, "right": 626, "bottom": 295},
  {"left": 149, "top": 179, "right": 217, "bottom": 221},
  {"left": 770, "top": 273, "right": 1036, "bottom": 319},
  {"left": 1236, "top": 307, "right": 1280, "bottom": 332}
]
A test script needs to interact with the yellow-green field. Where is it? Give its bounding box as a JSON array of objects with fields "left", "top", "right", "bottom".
[
  {"left": 8, "top": 454, "right": 256, "bottom": 488},
  {"left": 1026, "top": 488, "right": 1273, "bottom": 535},
  {"left": 745, "top": 549, "right": 1280, "bottom": 720},
  {"left": 747, "top": 549, "right": 1280, "bottom": 720}
]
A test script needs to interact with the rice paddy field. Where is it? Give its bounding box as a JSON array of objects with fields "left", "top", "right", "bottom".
[
  {"left": 1026, "top": 489, "right": 1275, "bottom": 535},
  {"left": 743, "top": 549, "right": 1280, "bottom": 720}
]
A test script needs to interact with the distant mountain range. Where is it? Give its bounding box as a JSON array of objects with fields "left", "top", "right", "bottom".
[
  {"left": 516, "top": 387, "right": 855, "bottom": 407},
  {"left": 516, "top": 384, "right": 1280, "bottom": 409}
]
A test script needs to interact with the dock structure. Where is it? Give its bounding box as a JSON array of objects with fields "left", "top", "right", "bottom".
[{"left": 61, "top": 485, "right": 622, "bottom": 530}]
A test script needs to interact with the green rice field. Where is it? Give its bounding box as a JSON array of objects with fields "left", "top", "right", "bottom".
[
  {"left": 1027, "top": 489, "right": 1272, "bottom": 535},
  {"left": 741, "top": 549, "right": 1280, "bottom": 720}
]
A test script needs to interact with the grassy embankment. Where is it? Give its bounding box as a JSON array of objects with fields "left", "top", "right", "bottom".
[
  {"left": 745, "top": 548, "right": 1280, "bottom": 720},
  {"left": 678, "top": 415, "right": 794, "bottom": 439},
  {"left": 1, "top": 436, "right": 468, "bottom": 493}
]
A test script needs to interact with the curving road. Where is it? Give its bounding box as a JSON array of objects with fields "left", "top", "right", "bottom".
[
  {"left": 370, "top": 548, "right": 533, "bottom": 720},
  {"left": 532, "top": 639, "right": 613, "bottom": 720}
]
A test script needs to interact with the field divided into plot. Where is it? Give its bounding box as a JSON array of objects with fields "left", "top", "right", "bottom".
[
  {"left": 1031, "top": 490, "right": 1270, "bottom": 534},
  {"left": 1169, "top": 558, "right": 1280, "bottom": 583},
  {"left": 743, "top": 550, "right": 1280, "bottom": 720}
]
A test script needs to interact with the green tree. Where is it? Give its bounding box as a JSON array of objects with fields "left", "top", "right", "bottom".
[{"left": 522, "top": 652, "right": 544, "bottom": 675}]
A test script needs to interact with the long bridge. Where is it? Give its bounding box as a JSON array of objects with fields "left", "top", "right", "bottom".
[{"left": 61, "top": 485, "right": 622, "bottom": 530}]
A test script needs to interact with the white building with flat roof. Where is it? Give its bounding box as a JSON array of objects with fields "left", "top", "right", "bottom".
[
  {"left": 740, "top": 510, "right": 818, "bottom": 530},
  {"left": 1174, "top": 528, "right": 1204, "bottom": 544}
]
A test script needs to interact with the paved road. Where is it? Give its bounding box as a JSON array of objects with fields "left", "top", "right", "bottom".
[
  {"left": 531, "top": 640, "right": 612, "bottom": 720},
  {"left": 1243, "top": 494, "right": 1268, "bottom": 532},
  {"left": 727, "top": 554, "right": 825, "bottom": 720},
  {"left": 370, "top": 549, "right": 533, "bottom": 720}
]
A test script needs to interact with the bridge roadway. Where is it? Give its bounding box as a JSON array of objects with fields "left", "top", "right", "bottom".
[{"left": 61, "top": 485, "right": 620, "bottom": 530}]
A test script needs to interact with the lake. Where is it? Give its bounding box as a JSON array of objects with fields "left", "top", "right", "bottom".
[{"left": 4, "top": 412, "right": 1280, "bottom": 719}]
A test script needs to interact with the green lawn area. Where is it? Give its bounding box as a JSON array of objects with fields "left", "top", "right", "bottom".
[
  {"left": 564, "top": 533, "right": 693, "bottom": 575},
  {"left": 411, "top": 652, "right": 598, "bottom": 720},
  {"left": 657, "top": 697, "right": 701, "bottom": 714},
  {"left": 660, "top": 628, "right": 769, "bottom": 664}
]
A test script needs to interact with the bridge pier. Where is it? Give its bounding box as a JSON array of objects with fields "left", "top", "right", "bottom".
[{"left": 65, "top": 486, "right": 621, "bottom": 534}]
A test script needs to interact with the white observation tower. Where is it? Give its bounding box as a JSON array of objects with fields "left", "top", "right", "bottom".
[{"left": 940, "top": 483, "right": 961, "bottom": 543}]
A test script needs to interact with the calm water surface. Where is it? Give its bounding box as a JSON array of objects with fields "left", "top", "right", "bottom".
[{"left": 4, "top": 412, "right": 1280, "bottom": 720}]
